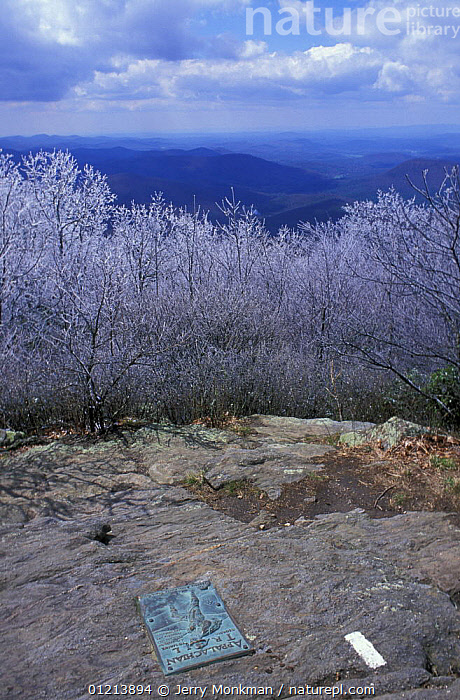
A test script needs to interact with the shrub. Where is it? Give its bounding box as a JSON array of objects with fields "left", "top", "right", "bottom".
[{"left": 426, "top": 366, "right": 460, "bottom": 428}]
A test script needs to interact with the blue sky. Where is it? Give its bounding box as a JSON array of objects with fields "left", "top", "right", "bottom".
[{"left": 0, "top": 0, "right": 459, "bottom": 134}]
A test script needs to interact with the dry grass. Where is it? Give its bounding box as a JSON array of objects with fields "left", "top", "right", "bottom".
[
  {"left": 354, "top": 433, "right": 460, "bottom": 513},
  {"left": 191, "top": 413, "right": 254, "bottom": 435}
]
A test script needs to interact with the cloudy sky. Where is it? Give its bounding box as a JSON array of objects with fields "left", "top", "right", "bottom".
[{"left": 0, "top": 0, "right": 459, "bottom": 134}]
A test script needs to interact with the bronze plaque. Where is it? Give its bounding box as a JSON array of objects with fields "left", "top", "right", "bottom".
[{"left": 138, "top": 581, "right": 253, "bottom": 675}]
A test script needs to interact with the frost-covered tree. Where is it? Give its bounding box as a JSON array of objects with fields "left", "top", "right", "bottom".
[
  {"left": 2, "top": 148, "right": 458, "bottom": 430},
  {"left": 334, "top": 174, "right": 460, "bottom": 420},
  {"left": 21, "top": 150, "right": 115, "bottom": 255},
  {"left": 0, "top": 151, "right": 42, "bottom": 327}
]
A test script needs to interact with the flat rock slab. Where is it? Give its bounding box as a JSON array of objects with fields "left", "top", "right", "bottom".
[
  {"left": 248, "top": 415, "right": 375, "bottom": 443},
  {"left": 0, "top": 427, "right": 333, "bottom": 512},
  {"left": 2, "top": 426, "right": 460, "bottom": 699},
  {"left": 137, "top": 424, "right": 241, "bottom": 484},
  {"left": 204, "top": 444, "right": 334, "bottom": 499},
  {"left": 2, "top": 448, "right": 460, "bottom": 700},
  {"left": 124, "top": 424, "right": 335, "bottom": 497},
  {"left": 377, "top": 680, "right": 460, "bottom": 698},
  {"left": 0, "top": 425, "right": 239, "bottom": 523},
  {"left": 0, "top": 439, "right": 153, "bottom": 524}
]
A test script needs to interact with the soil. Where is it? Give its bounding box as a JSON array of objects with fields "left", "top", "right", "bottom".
[{"left": 185, "top": 436, "right": 460, "bottom": 529}]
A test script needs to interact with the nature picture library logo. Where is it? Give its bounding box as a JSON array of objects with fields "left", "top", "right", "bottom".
[{"left": 246, "top": 1, "right": 460, "bottom": 39}]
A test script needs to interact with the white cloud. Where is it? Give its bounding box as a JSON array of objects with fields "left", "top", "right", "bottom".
[
  {"left": 374, "top": 61, "right": 415, "bottom": 93},
  {"left": 82, "top": 43, "right": 383, "bottom": 103},
  {"left": 238, "top": 40, "right": 268, "bottom": 58},
  {"left": 0, "top": 0, "right": 252, "bottom": 100},
  {"left": 1, "top": 0, "right": 459, "bottom": 114}
]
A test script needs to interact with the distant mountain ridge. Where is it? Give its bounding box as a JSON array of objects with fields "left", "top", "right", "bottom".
[
  {"left": 336, "top": 157, "right": 460, "bottom": 203},
  {"left": 68, "top": 147, "right": 332, "bottom": 195},
  {"left": 1, "top": 132, "right": 459, "bottom": 230}
]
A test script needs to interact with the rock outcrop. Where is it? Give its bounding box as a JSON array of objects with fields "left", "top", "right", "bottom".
[
  {"left": 0, "top": 428, "right": 26, "bottom": 447},
  {"left": 1, "top": 418, "right": 460, "bottom": 699},
  {"left": 201, "top": 443, "right": 333, "bottom": 499},
  {"left": 339, "top": 417, "right": 429, "bottom": 449},
  {"left": 248, "top": 415, "right": 375, "bottom": 443}
]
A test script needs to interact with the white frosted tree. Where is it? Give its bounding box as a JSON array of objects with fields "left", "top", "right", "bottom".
[
  {"left": 2, "top": 147, "right": 458, "bottom": 430},
  {"left": 0, "top": 151, "right": 42, "bottom": 327},
  {"left": 21, "top": 150, "right": 115, "bottom": 255},
  {"left": 336, "top": 174, "right": 460, "bottom": 420}
]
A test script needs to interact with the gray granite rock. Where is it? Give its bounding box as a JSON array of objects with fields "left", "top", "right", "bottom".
[
  {"left": 2, "top": 425, "right": 460, "bottom": 699},
  {"left": 339, "top": 416, "right": 429, "bottom": 449},
  {"left": 204, "top": 443, "right": 333, "bottom": 498},
  {"left": 332, "top": 668, "right": 431, "bottom": 697},
  {"left": 2, "top": 472, "right": 460, "bottom": 698},
  {"left": 0, "top": 438, "right": 155, "bottom": 523},
  {"left": 376, "top": 677, "right": 460, "bottom": 698},
  {"left": 0, "top": 428, "right": 26, "bottom": 446},
  {"left": 140, "top": 425, "right": 336, "bottom": 497},
  {"left": 248, "top": 415, "right": 375, "bottom": 443}
]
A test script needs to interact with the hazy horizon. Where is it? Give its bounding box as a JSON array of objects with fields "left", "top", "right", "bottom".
[{"left": 2, "top": 123, "right": 460, "bottom": 138}]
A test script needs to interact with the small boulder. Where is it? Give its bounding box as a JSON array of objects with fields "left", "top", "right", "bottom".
[
  {"left": 339, "top": 416, "right": 429, "bottom": 449},
  {"left": 338, "top": 430, "right": 369, "bottom": 447},
  {"left": 0, "top": 429, "right": 26, "bottom": 447}
]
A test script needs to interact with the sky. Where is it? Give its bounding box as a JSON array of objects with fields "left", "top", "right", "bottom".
[{"left": 0, "top": 0, "right": 459, "bottom": 134}]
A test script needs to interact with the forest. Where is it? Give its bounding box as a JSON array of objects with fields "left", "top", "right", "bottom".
[{"left": 1, "top": 149, "right": 459, "bottom": 433}]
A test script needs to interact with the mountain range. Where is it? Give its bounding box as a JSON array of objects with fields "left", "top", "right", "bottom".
[{"left": 1, "top": 129, "right": 459, "bottom": 232}]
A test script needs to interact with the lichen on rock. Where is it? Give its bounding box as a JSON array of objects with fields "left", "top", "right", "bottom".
[{"left": 339, "top": 416, "right": 429, "bottom": 449}]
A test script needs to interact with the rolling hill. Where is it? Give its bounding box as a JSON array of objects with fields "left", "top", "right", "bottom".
[
  {"left": 336, "top": 158, "right": 460, "bottom": 203},
  {"left": 1, "top": 132, "right": 459, "bottom": 231},
  {"left": 69, "top": 147, "right": 333, "bottom": 195}
]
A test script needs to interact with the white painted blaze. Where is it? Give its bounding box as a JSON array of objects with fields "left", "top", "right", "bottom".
[{"left": 345, "top": 631, "right": 387, "bottom": 669}]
